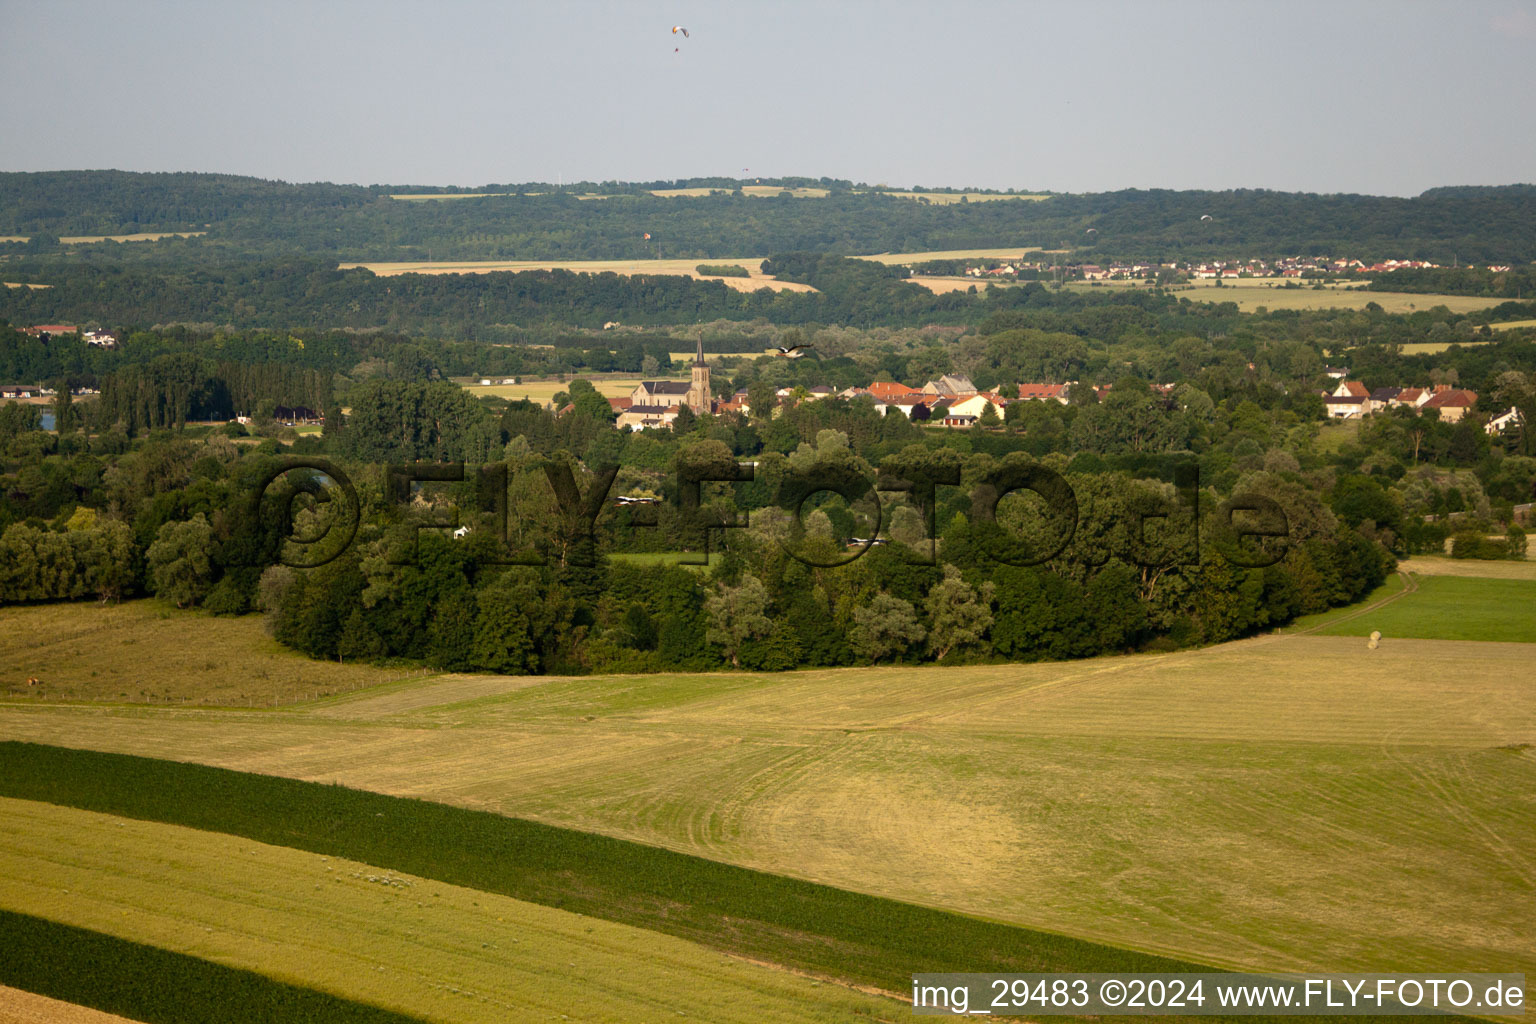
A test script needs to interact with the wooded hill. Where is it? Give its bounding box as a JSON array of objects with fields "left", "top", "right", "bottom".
[{"left": 2, "top": 172, "right": 1533, "bottom": 263}]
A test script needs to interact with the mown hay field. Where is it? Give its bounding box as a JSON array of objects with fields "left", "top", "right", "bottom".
[
  {"left": 459, "top": 377, "right": 654, "bottom": 404},
  {"left": 0, "top": 798, "right": 889, "bottom": 1023},
  {"left": 1395, "top": 340, "right": 1495, "bottom": 355},
  {"left": 1490, "top": 318, "right": 1536, "bottom": 331},
  {"left": 1403, "top": 554, "right": 1536, "bottom": 580},
  {"left": 859, "top": 247, "right": 1045, "bottom": 265},
  {"left": 0, "top": 985, "right": 145, "bottom": 1024},
  {"left": 2, "top": 619, "right": 1532, "bottom": 982},
  {"left": 0, "top": 600, "right": 415, "bottom": 705},
  {"left": 339, "top": 257, "right": 818, "bottom": 293}
]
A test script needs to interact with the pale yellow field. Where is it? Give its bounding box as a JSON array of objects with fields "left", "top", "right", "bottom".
[
  {"left": 905, "top": 275, "right": 1010, "bottom": 293},
  {"left": 1, "top": 282, "right": 51, "bottom": 290},
  {"left": 0, "top": 600, "right": 420, "bottom": 705},
  {"left": 859, "top": 247, "right": 1045, "bottom": 265},
  {"left": 461, "top": 377, "right": 655, "bottom": 403},
  {"left": 649, "top": 186, "right": 831, "bottom": 198},
  {"left": 877, "top": 191, "right": 1049, "bottom": 204},
  {"left": 3, "top": 631, "right": 1532, "bottom": 980},
  {"left": 667, "top": 350, "right": 773, "bottom": 362},
  {"left": 59, "top": 232, "right": 206, "bottom": 244},
  {"left": 340, "top": 257, "right": 819, "bottom": 293},
  {"left": 0, "top": 986, "right": 145, "bottom": 1024},
  {"left": 1396, "top": 340, "right": 1494, "bottom": 355},
  {"left": 1140, "top": 281, "right": 1511, "bottom": 314},
  {"left": 1490, "top": 318, "right": 1536, "bottom": 331},
  {"left": 0, "top": 798, "right": 892, "bottom": 1023},
  {"left": 1401, "top": 555, "right": 1536, "bottom": 579},
  {"left": 0, "top": 237, "right": 26, "bottom": 244}
]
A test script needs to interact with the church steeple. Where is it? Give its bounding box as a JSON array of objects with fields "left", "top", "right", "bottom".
[{"left": 687, "top": 331, "right": 710, "bottom": 413}]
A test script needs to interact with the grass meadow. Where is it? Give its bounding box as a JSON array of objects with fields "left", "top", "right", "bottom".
[
  {"left": 0, "top": 600, "right": 417, "bottom": 705},
  {"left": 0, "top": 794, "right": 890, "bottom": 1023},
  {"left": 2, "top": 622, "right": 1532, "bottom": 984},
  {"left": 458, "top": 378, "right": 651, "bottom": 404},
  {"left": 1314, "top": 575, "right": 1536, "bottom": 642}
]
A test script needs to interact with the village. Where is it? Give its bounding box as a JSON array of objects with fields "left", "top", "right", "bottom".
[
  {"left": 601, "top": 339, "right": 1524, "bottom": 440},
  {"left": 953, "top": 254, "right": 1510, "bottom": 281}
]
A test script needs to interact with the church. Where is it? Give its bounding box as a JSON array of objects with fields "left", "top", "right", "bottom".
[{"left": 615, "top": 336, "right": 714, "bottom": 431}]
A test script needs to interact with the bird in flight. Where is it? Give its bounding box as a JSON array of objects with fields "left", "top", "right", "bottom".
[{"left": 774, "top": 343, "right": 815, "bottom": 357}]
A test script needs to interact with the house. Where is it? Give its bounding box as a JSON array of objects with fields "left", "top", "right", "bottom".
[
  {"left": 879, "top": 396, "right": 930, "bottom": 420},
  {"left": 1323, "top": 395, "right": 1369, "bottom": 419},
  {"left": 1323, "top": 366, "right": 1350, "bottom": 380},
  {"left": 1016, "top": 383, "right": 1070, "bottom": 404},
  {"left": 83, "top": 330, "right": 119, "bottom": 348},
  {"left": 1, "top": 385, "right": 40, "bottom": 399},
  {"left": 921, "top": 373, "right": 976, "bottom": 399},
  {"left": 868, "top": 381, "right": 922, "bottom": 402},
  {"left": 1332, "top": 380, "right": 1371, "bottom": 399},
  {"left": 608, "top": 396, "right": 633, "bottom": 414},
  {"left": 939, "top": 412, "right": 979, "bottom": 428},
  {"left": 805, "top": 385, "right": 835, "bottom": 400},
  {"left": 22, "top": 325, "right": 77, "bottom": 338},
  {"left": 1392, "top": 387, "right": 1431, "bottom": 410},
  {"left": 944, "top": 393, "right": 1008, "bottom": 422},
  {"left": 615, "top": 403, "right": 681, "bottom": 432},
  {"left": 1368, "top": 387, "right": 1401, "bottom": 412},
  {"left": 1422, "top": 389, "right": 1477, "bottom": 423},
  {"left": 1487, "top": 407, "right": 1523, "bottom": 435}
]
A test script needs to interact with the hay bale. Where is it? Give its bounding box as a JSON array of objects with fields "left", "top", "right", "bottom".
[
  {"left": 1366, "top": 638, "right": 1379, "bottom": 650},
  {"left": 1369, "top": 630, "right": 1382, "bottom": 641}
]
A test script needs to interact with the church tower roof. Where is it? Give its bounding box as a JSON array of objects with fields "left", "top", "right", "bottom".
[{"left": 694, "top": 333, "right": 707, "bottom": 367}]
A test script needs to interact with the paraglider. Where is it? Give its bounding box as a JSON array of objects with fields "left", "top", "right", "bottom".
[
  {"left": 1200, "top": 214, "right": 1214, "bottom": 221},
  {"left": 1085, "top": 227, "right": 1098, "bottom": 234},
  {"left": 672, "top": 25, "right": 689, "bottom": 37}
]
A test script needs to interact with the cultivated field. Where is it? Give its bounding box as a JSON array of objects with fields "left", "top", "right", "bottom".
[
  {"left": 460, "top": 377, "right": 653, "bottom": 404},
  {"left": 1164, "top": 282, "right": 1510, "bottom": 314},
  {"left": 1395, "top": 340, "right": 1495, "bottom": 355},
  {"left": 877, "top": 191, "right": 1049, "bottom": 204},
  {"left": 0, "top": 232, "right": 207, "bottom": 244},
  {"left": 1404, "top": 554, "right": 1536, "bottom": 580},
  {"left": 860, "top": 247, "right": 1046, "bottom": 265},
  {"left": 340, "top": 257, "right": 818, "bottom": 293},
  {"left": 0, "top": 798, "right": 889, "bottom": 1023},
  {"left": 0, "top": 986, "right": 144, "bottom": 1024},
  {"left": 2, "top": 615, "right": 1532, "bottom": 982},
  {"left": 1490, "top": 318, "right": 1536, "bottom": 331},
  {"left": 0, "top": 601, "right": 414, "bottom": 705}
]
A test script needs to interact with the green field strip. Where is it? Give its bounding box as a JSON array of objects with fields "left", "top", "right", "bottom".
[
  {"left": 1315, "top": 576, "right": 1536, "bottom": 643},
  {"left": 0, "top": 743, "right": 1498, "bottom": 1024},
  {"left": 0, "top": 909, "right": 427, "bottom": 1024},
  {"left": 1281, "top": 575, "right": 1405, "bottom": 632},
  {"left": 0, "top": 743, "right": 1210, "bottom": 990},
  {"left": 0, "top": 797, "right": 895, "bottom": 1023}
]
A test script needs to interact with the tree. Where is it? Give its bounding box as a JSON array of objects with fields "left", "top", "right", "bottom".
[
  {"left": 747, "top": 380, "right": 778, "bottom": 423},
  {"left": 924, "top": 566, "right": 993, "bottom": 660},
  {"left": 146, "top": 514, "right": 217, "bottom": 608},
  {"left": 849, "top": 593, "right": 926, "bottom": 663},
  {"left": 704, "top": 574, "right": 773, "bottom": 667},
  {"left": 51, "top": 379, "right": 78, "bottom": 435}
]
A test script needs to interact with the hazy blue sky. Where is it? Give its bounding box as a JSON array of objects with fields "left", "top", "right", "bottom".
[{"left": 4, "top": 0, "right": 1534, "bottom": 195}]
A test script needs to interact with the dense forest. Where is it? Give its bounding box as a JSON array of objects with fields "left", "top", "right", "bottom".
[{"left": 2, "top": 172, "right": 1534, "bottom": 263}]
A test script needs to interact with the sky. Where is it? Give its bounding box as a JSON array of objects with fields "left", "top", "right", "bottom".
[{"left": 3, "top": 0, "right": 1535, "bottom": 196}]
